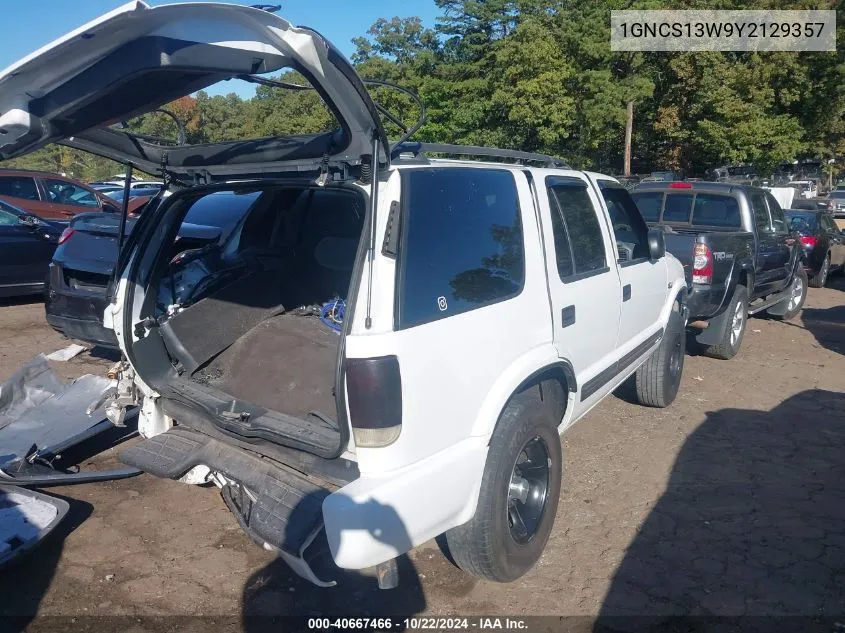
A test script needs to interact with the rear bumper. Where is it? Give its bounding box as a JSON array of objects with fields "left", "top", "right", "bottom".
[
  {"left": 323, "top": 436, "right": 489, "bottom": 570},
  {"left": 685, "top": 281, "right": 730, "bottom": 321},
  {"left": 45, "top": 312, "right": 118, "bottom": 348},
  {"left": 45, "top": 264, "right": 116, "bottom": 348}
]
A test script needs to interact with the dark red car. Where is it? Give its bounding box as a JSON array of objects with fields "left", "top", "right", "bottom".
[{"left": 0, "top": 168, "right": 122, "bottom": 220}]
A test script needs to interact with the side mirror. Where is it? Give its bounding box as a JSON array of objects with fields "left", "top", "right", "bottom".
[{"left": 647, "top": 228, "right": 666, "bottom": 261}]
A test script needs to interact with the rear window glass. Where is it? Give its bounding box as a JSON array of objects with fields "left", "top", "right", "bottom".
[
  {"left": 829, "top": 191, "right": 845, "bottom": 199},
  {"left": 691, "top": 194, "right": 741, "bottom": 228},
  {"left": 663, "top": 194, "right": 694, "bottom": 223},
  {"left": 0, "top": 176, "right": 39, "bottom": 201},
  {"left": 785, "top": 211, "right": 818, "bottom": 233},
  {"left": 631, "top": 192, "right": 662, "bottom": 222},
  {"left": 398, "top": 168, "right": 524, "bottom": 329}
]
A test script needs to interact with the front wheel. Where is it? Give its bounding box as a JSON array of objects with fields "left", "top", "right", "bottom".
[
  {"left": 767, "top": 266, "right": 808, "bottom": 320},
  {"left": 635, "top": 301, "right": 685, "bottom": 407},
  {"left": 446, "top": 381, "right": 564, "bottom": 583}
]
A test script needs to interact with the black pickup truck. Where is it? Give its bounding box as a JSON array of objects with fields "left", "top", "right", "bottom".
[{"left": 630, "top": 182, "right": 807, "bottom": 360}]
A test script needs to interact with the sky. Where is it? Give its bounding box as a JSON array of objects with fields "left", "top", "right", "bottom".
[{"left": 3, "top": 0, "right": 441, "bottom": 98}]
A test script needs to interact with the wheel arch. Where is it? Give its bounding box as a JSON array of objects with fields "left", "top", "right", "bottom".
[{"left": 470, "top": 346, "right": 574, "bottom": 439}]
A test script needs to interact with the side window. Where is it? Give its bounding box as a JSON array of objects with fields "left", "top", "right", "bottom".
[
  {"left": 765, "top": 193, "right": 787, "bottom": 233},
  {"left": 0, "top": 209, "right": 20, "bottom": 226},
  {"left": 0, "top": 176, "right": 39, "bottom": 201},
  {"left": 546, "top": 178, "right": 607, "bottom": 278},
  {"left": 750, "top": 192, "right": 771, "bottom": 232},
  {"left": 548, "top": 196, "right": 575, "bottom": 278},
  {"left": 821, "top": 215, "right": 836, "bottom": 233},
  {"left": 43, "top": 179, "right": 100, "bottom": 208},
  {"left": 663, "top": 194, "right": 694, "bottom": 223},
  {"left": 630, "top": 192, "right": 663, "bottom": 222},
  {"left": 599, "top": 184, "right": 650, "bottom": 262},
  {"left": 397, "top": 168, "right": 524, "bottom": 329}
]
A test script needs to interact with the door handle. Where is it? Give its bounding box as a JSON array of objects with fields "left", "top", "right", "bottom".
[
  {"left": 561, "top": 305, "right": 576, "bottom": 328},
  {"left": 623, "top": 284, "right": 632, "bottom": 301}
]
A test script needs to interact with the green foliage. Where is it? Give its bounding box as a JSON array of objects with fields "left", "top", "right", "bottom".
[{"left": 3, "top": 0, "right": 841, "bottom": 181}]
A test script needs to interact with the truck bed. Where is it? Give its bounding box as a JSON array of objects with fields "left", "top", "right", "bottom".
[{"left": 658, "top": 225, "right": 753, "bottom": 320}]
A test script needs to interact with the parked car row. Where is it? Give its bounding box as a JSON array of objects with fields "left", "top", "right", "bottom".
[{"left": 630, "top": 180, "right": 828, "bottom": 360}]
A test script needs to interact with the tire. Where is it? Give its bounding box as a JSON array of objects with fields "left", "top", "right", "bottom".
[
  {"left": 809, "top": 255, "right": 830, "bottom": 288},
  {"left": 446, "top": 380, "right": 564, "bottom": 583},
  {"left": 704, "top": 285, "right": 748, "bottom": 360},
  {"left": 635, "top": 301, "right": 685, "bottom": 408},
  {"left": 767, "top": 266, "right": 808, "bottom": 320}
]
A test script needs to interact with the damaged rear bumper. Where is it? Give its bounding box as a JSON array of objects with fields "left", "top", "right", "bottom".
[
  {"left": 120, "top": 426, "right": 489, "bottom": 581},
  {"left": 323, "top": 436, "right": 489, "bottom": 570}
]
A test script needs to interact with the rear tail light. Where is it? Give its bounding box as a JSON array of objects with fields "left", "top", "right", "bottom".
[
  {"left": 346, "top": 356, "right": 402, "bottom": 447},
  {"left": 692, "top": 243, "right": 713, "bottom": 284},
  {"left": 58, "top": 227, "right": 75, "bottom": 245},
  {"left": 799, "top": 236, "right": 818, "bottom": 248}
]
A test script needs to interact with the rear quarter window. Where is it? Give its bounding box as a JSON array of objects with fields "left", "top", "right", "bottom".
[
  {"left": 0, "top": 176, "right": 39, "bottom": 201},
  {"left": 691, "top": 194, "right": 741, "bottom": 228},
  {"left": 397, "top": 168, "right": 524, "bottom": 329}
]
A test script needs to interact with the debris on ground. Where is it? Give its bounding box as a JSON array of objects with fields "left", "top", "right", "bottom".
[
  {"left": 0, "top": 485, "right": 69, "bottom": 569},
  {"left": 0, "top": 355, "right": 141, "bottom": 486},
  {"left": 45, "top": 344, "right": 87, "bottom": 362}
]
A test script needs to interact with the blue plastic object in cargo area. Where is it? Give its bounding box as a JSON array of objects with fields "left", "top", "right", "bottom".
[{"left": 320, "top": 298, "right": 345, "bottom": 333}]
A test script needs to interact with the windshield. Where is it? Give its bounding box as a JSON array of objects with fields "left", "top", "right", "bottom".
[{"left": 828, "top": 191, "right": 845, "bottom": 199}]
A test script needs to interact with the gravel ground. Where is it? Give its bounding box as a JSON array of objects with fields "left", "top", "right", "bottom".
[{"left": 0, "top": 278, "right": 843, "bottom": 629}]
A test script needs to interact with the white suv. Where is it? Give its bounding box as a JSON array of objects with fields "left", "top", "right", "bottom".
[{"left": 0, "top": 2, "right": 687, "bottom": 586}]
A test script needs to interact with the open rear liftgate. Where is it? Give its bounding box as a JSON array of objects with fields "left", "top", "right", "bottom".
[{"left": 121, "top": 428, "right": 336, "bottom": 586}]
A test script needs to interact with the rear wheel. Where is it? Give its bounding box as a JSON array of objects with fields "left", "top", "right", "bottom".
[
  {"left": 767, "top": 266, "right": 808, "bottom": 320},
  {"left": 704, "top": 285, "right": 748, "bottom": 360},
  {"left": 635, "top": 301, "right": 685, "bottom": 407},
  {"left": 809, "top": 255, "right": 830, "bottom": 288},
  {"left": 446, "top": 381, "right": 564, "bottom": 583}
]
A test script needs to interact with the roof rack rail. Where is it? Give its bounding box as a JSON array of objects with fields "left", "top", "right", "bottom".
[{"left": 391, "top": 142, "right": 569, "bottom": 168}]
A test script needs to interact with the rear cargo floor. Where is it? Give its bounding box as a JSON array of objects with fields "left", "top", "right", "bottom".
[{"left": 192, "top": 313, "right": 341, "bottom": 422}]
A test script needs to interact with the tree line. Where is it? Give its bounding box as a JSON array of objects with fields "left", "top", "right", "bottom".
[{"left": 5, "top": 0, "right": 843, "bottom": 182}]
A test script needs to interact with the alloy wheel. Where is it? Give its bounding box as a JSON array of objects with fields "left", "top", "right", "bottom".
[{"left": 507, "top": 437, "right": 550, "bottom": 544}]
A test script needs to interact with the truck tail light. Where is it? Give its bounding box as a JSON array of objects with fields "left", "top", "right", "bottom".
[
  {"left": 799, "top": 236, "right": 818, "bottom": 248},
  {"left": 346, "top": 356, "right": 402, "bottom": 447},
  {"left": 58, "top": 227, "right": 75, "bottom": 245},
  {"left": 692, "top": 243, "right": 713, "bottom": 284}
]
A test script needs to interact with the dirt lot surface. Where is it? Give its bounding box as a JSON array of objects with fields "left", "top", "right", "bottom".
[{"left": 0, "top": 278, "right": 843, "bottom": 629}]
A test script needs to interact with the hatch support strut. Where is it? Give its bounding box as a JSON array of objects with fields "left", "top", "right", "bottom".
[
  {"left": 116, "top": 163, "right": 133, "bottom": 254},
  {"left": 365, "top": 134, "right": 379, "bottom": 330}
]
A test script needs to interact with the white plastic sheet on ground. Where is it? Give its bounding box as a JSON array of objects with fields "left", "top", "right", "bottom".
[
  {"left": 45, "top": 343, "right": 87, "bottom": 362},
  {"left": 0, "top": 355, "right": 115, "bottom": 468}
]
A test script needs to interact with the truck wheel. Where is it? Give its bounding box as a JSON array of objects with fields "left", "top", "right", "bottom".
[
  {"left": 635, "top": 301, "right": 685, "bottom": 408},
  {"left": 704, "top": 285, "right": 748, "bottom": 360},
  {"left": 809, "top": 255, "right": 829, "bottom": 288},
  {"left": 767, "top": 266, "right": 808, "bottom": 320},
  {"left": 446, "top": 381, "right": 563, "bottom": 583}
]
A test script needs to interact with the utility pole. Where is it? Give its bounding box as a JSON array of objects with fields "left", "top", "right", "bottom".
[{"left": 624, "top": 101, "right": 633, "bottom": 177}]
